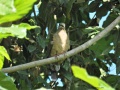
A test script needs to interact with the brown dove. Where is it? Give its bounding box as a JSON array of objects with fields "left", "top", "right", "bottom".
[{"left": 51, "top": 23, "right": 70, "bottom": 58}]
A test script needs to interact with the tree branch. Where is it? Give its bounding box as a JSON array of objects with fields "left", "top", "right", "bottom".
[{"left": 1, "top": 16, "right": 120, "bottom": 73}]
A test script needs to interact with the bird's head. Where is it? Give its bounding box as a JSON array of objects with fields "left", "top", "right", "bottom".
[{"left": 59, "top": 23, "right": 65, "bottom": 30}]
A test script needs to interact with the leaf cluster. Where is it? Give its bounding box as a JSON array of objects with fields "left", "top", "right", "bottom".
[{"left": 1, "top": 0, "right": 120, "bottom": 90}]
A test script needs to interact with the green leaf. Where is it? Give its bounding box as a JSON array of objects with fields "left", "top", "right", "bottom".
[
  {"left": 0, "top": 46, "right": 10, "bottom": 60},
  {"left": 75, "top": 0, "right": 85, "bottom": 3},
  {"left": 61, "top": 68, "right": 73, "bottom": 81},
  {"left": 89, "top": 36, "right": 114, "bottom": 57},
  {"left": 19, "top": 23, "right": 39, "bottom": 30},
  {"left": 0, "top": 23, "right": 38, "bottom": 39},
  {"left": 71, "top": 65, "right": 115, "bottom": 90},
  {"left": 0, "top": 0, "right": 16, "bottom": 16},
  {"left": 83, "top": 26, "right": 103, "bottom": 34},
  {"left": 0, "top": 71, "right": 17, "bottom": 90},
  {"left": 103, "top": 13, "right": 118, "bottom": 27},
  {"left": 0, "top": 26, "right": 26, "bottom": 39},
  {"left": 37, "top": 35, "right": 46, "bottom": 48},
  {"left": 0, "top": 54, "right": 4, "bottom": 69},
  {"left": 27, "top": 45, "right": 36, "bottom": 53},
  {"left": 65, "top": 0, "right": 75, "bottom": 19},
  {"left": 0, "top": 0, "right": 36, "bottom": 24},
  {"left": 103, "top": 75, "right": 120, "bottom": 89},
  {"left": 17, "top": 71, "right": 28, "bottom": 75},
  {"left": 0, "top": 46, "right": 11, "bottom": 69}
]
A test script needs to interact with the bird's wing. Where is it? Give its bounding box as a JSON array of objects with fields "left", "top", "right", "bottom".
[
  {"left": 51, "top": 29, "right": 70, "bottom": 56},
  {"left": 51, "top": 32, "right": 63, "bottom": 56}
]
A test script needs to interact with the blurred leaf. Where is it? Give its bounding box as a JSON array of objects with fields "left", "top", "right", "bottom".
[
  {"left": 0, "top": 53, "right": 4, "bottom": 69},
  {"left": 70, "top": 79, "right": 91, "bottom": 90},
  {"left": 37, "top": 35, "right": 46, "bottom": 48},
  {"left": 0, "top": 46, "right": 11, "bottom": 69},
  {"left": 19, "top": 23, "right": 39, "bottom": 30},
  {"left": 89, "top": 36, "right": 114, "bottom": 57},
  {"left": 103, "top": 13, "right": 118, "bottom": 27},
  {"left": 17, "top": 71, "right": 28, "bottom": 75},
  {"left": 0, "top": 46, "right": 10, "bottom": 61},
  {"left": 0, "top": 26, "right": 26, "bottom": 39},
  {"left": 0, "top": 0, "right": 16, "bottom": 16},
  {"left": 103, "top": 75, "right": 120, "bottom": 90},
  {"left": 63, "top": 60, "right": 70, "bottom": 71},
  {"left": 0, "top": 71, "right": 17, "bottom": 90},
  {"left": 112, "top": 8, "right": 120, "bottom": 13},
  {"left": 83, "top": 26, "right": 103, "bottom": 34},
  {"left": 0, "top": 23, "right": 38, "bottom": 39},
  {"left": 0, "top": 0, "right": 36, "bottom": 24},
  {"left": 65, "top": 0, "right": 75, "bottom": 19},
  {"left": 75, "top": 0, "right": 85, "bottom": 3},
  {"left": 27, "top": 45, "right": 36, "bottom": 53},
  {"left": 20, "top": 79, "right": 30, "bottom": 89},
  {"left": 61, "top": 68, "right": 73, "bottom": 81},
  {"left": 71, "top": 65, "right": 115, "bottom": 90}
]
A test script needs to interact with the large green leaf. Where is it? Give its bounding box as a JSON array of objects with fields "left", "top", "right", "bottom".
[
  {"left": 0, "top": 0, "right": 36, "bottom": 24},
  {"left": 0, "top": 0, "right": 16, "bottom": 16},
  {"left": 0, "top": 23, "right": 38, "bottom": 39},
  {"left": 71, "top": 65, "right": 115, "bottom": 90},
  {"left": 0, "top": 71, "right": 17, "bottom": 90},
  {"left": 0, "top": 27, "right": 26, "bottom": 39},
  {"left": 0, "top": 46, "right": 11, "bottom": 69}
]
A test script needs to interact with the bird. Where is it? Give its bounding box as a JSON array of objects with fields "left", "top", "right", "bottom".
[
  {"left": 50, "top": 23, "right": 70, "bottom": 81},
  {"left": 51, "top": 23, "right": 70, "bottom": 57}
]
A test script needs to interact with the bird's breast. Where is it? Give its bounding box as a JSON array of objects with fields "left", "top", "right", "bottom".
[{"left": 58, "top": 30, "right": 70, "bottom": 50}]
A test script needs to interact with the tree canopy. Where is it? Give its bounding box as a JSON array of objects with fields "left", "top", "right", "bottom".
[{"left": 0, "top": 0, "right": 120, "bottom": 90}]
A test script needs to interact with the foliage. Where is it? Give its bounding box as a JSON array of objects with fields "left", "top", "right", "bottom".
[
  {"left": 1, "top": 0, "right": 120, "bottom": 90},
  {"left": 0, "top": 46, "right": 11, "bottom": 69},
  {"left": 0, "top": 0, "right": 37, "bottom": 24},
  {"left": 71, "top": 65, "right": 115, "bottom": 90},
  {"left": 0, "top": 71, "right": 17, "bottom": 90},
  {"left": 0, "top": 23, "right": 38, "bottom": 39},
  {"left": 0, "top": 0, "right": 37, "bottom": 89}
]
